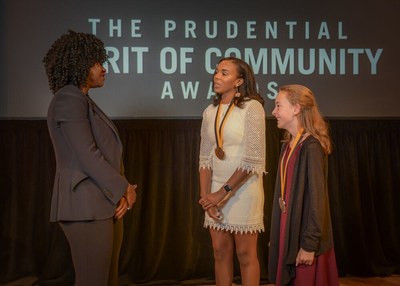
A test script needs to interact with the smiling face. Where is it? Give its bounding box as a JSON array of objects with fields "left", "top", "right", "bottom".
[
  {"left": 272, "top": 90, "right": 300, "bottom": 135},
  {"left": 213, "top": 60, "right": 243, "bottom": 102}
]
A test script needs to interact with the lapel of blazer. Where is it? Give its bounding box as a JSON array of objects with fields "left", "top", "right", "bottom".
[{"left": 87, "top": 96, "right": 123, "bottom": 148}]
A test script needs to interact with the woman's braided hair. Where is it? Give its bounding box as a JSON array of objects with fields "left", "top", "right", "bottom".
[{"left": 43, "top": 30, "right": 108, "bottom": 94}]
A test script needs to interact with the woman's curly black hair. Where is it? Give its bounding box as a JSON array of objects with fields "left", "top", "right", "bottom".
[{"left": 43, "top": 30, "right": 108, "bottom": 94}]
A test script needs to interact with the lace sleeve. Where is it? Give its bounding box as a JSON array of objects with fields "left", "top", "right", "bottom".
[
  {"left": 199, "top": 106, "right": 213, "bottom": 170},
  {"left": 237, "top": 100, "right": 266, "bottom": 175}
]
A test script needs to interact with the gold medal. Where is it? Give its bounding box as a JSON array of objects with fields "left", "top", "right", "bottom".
[
  {"left": 215, "top": 146, "right": 225, "bottom": 160},
  {"left": 279, "top": 197, "right": 286, "bottom": 213}
]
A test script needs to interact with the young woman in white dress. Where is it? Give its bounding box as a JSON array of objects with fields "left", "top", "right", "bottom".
[{"left": 199, "top": 57, "right": 266, "bottom": 286}]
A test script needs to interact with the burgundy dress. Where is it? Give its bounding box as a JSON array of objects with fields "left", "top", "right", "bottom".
[{"left": 276, "top": 144, "right": 339, "bottom": 286}]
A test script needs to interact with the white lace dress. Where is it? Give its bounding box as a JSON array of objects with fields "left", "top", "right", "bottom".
[{"left": 199, "top": 99, "right": 266, "bottom": 234}]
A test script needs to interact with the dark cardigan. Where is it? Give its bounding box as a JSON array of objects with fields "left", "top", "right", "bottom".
[{"left": 268, "top": 136, "right": 334, "bottom": 285}]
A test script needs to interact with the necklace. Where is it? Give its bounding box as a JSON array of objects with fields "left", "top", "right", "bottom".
[
  {"left": 214, "top": 100, "right": 235, "bottom": 160},
  {"left": 279, "top": 128, "right": 304, "bottom": 213}
]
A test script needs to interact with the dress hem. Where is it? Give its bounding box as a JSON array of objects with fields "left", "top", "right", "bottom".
[{"left": 204, "top": 220, "right": 265, "bottom": 235}]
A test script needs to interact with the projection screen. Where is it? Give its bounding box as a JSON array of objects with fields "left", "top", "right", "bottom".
[{"left": 1, "top": 0, "right": 399, "bottom": 118}]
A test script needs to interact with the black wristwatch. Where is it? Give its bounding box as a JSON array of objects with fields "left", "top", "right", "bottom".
[{"left": 223, "top": 184, "right": 233, "bottom": 193}]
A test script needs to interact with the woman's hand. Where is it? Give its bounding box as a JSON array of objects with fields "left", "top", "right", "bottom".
[
  {"left": 296, "top": 248, "right": 315, "bottom": 266},
  {"left": 206, "top": 205, "right": 223, "bottom": 221},
  {"left": 114, "top": 184, "right": 137, "bottom": 220},
  {"left": 114, "top": 196, "right": 130, "bottom": 219},
  {"left": 125, "top": 184, "right": 137, "bottom": 208},
  {"left": 199, "top": 188, "right": 226, "bottom": 210}
]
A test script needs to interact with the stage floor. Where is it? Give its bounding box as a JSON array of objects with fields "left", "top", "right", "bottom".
[
  {"left": 3, "top": 275, "right": 400, "bottom": 286},
  {"left": 253, "top": 275, "right": 400, "bottom": 286}
]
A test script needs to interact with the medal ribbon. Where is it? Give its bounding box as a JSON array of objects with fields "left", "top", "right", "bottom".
[
  {"left": 214, "top": 100, "right": 235, "bottom": 150},
  {"left": 280, "top": 128, "right": 304, "bottom": 202}
]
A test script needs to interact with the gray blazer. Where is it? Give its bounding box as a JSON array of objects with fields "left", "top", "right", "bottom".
[{"left": 47, "top": 85, "right": 128, "bottom": 222}]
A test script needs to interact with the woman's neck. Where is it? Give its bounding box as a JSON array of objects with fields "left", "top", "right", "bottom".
[
  {"left": 288, "top": 123, "right": 303, "bottom": 146},
  {"left": 80, "top": 86, "right": 89, "bottom": 95},
  {"left": 287, "top": 122, "right": 301, "bottom": 138},
  {"left": 220, "top": 92, "right": 235, "bottom": 104}
]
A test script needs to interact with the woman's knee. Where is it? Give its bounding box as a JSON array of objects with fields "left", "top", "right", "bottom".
[
  {"left": 210, "top": 231, "right": 234, "bottom": 261},
  {"left": 234, "top": 233, "right": 258, "bottom": 265},
  {"left": 235, "top": 243, "right": 258, "bottom": 266},
  {"left": 212, "top": 241, "right": 232, "bottom": 260},
  {"left": 237, "top": 248, "right": 252, "bottom": 265}
]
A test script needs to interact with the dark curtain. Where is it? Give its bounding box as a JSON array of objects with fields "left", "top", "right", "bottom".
[{"left": 1, "top": 119, "right": 400, "bottom": 285}]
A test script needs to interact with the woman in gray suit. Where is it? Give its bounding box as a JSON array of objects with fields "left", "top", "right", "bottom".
[{"left": 43, "top": 30, "right": 137, "bottom": 286}]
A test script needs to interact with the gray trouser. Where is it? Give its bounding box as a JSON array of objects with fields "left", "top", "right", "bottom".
[{"left": 60, "top": 218, "right": 118, "bottom": 286}]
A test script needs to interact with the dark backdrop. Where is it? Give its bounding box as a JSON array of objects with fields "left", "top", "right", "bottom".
[{"left": 1, "top": 118, "right": 400, "bottom": 285}]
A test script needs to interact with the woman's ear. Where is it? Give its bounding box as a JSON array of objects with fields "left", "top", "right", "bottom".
[
  {"left": 236, "top": 78, "right": 244, "bottom": 87},
  {"left": 293, "top": 103, "right": 301, "bottom": 115}
]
